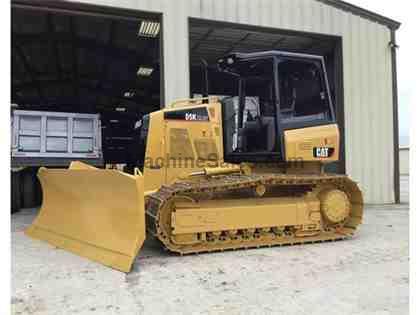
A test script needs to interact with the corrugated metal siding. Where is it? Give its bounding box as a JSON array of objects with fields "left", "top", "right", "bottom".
[
  {"left": 399, "top": 148, "right": 409, "bottom": 175},
  {"left": 75, "top": 0, "right": 396, "bottom": 204}
]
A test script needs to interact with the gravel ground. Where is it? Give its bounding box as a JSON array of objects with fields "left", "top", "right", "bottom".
[{"left": 11, "top": 177, "right": 409, "bottom": 315}]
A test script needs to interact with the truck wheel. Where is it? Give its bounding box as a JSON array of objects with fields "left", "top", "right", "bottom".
[
  {"left": 11, "top": 171, "right": 22, "bottom": 213},
  {"left": 21, "top": 168, "right": 41, "bottom": 209}
]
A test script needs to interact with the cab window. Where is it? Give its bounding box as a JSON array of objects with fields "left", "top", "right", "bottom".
[{"left": 278, "top": 59, "right": 333, "bottom": 125}]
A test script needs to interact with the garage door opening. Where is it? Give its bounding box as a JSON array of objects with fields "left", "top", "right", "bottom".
[
  {"left": 12, "top": 1, "right": 163, "bottom": 167},
  {"left": 189, "top": 18, "right": 345, "bottom": 173}
]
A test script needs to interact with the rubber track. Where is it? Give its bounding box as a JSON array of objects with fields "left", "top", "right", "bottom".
[{"left": 145, "top": 173, "right": 363, "bottom": 254}]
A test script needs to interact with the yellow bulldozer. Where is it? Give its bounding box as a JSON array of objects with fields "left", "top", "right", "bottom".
[{"left": 26, "top": 51, "right": 363, "bottom": 272}]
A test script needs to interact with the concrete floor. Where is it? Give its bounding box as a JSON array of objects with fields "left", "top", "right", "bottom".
[{"left": 12, "top": 177, "right": 409, "bottom": 315}]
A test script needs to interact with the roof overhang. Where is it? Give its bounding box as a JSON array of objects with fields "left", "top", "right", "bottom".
[{"left": 317, "top": 0, "right": 401, "bottom": 30}]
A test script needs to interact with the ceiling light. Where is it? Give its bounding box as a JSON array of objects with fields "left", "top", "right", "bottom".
[
  {"left": 124, "top": 91, "right": 135, "bottom": 98},
  {"left": 110, "top": 120, "right": 119, "bottom": 123},
  {"left": 134, "top": 120, "right": 142, "bottom": 129},
  {"left": 138, "top": 20, "right": 160, "bottom": 38},
  {"left": 137, "top": 67, "right": 154, "bottom": 77},
  {"left": 115, "top": 107, "right": 126, "bottom": 112}
]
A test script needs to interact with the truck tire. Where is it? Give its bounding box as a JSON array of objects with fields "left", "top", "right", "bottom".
[
  {"left": 21, "top": 168, "right": 40, "bottom": 209},
  {"left": 11, "top": 171, "right": 22, "bottom": 213},
  {"left": 34, "top": 173, "right": 42, "bottom": 206}
]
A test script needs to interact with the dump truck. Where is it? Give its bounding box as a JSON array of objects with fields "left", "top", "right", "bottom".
[
  {"left": 26, "top": 51, "right": 363, "bottom": 272},
  {"left": 11, "top": 110, "right": 103, "bottom": 212}
]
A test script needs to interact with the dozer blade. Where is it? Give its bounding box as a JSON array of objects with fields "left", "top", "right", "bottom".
[{"left": 25, "top": 162, "right": 145, "bottom": 272}]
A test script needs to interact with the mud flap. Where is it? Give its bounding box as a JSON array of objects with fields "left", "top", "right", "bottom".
[{"left": 25, "top": 162, "right": 145, "bottom": 272}]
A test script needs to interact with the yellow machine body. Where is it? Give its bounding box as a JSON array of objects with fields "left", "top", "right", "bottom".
[
  {"left": 285, "top": 124, "right": 340, "bottom": 162},
  {"left": 143, "top": 99, "right": 341, "bottom": 189},
  {"left": 26, "top": 98, "right": 363, "bottom": 272},
  {"left": 143, "top": 99, "right": 225, "bottom": 191}
]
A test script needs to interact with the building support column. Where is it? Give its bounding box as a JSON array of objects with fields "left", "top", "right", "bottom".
[
  {"left": 161, "top": 0, "right": 190, "bottom": 106},
  {"left": 391, "top": 29, "right": 400, "bottom": 204}
]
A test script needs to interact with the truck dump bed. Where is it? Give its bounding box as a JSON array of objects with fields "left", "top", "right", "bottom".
[{"left": 11, "top": 110, "right": 103, "bottom": 167}]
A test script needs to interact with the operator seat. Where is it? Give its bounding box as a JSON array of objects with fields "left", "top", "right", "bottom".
[{"left": 240, "top": 116, "right": 276, "bottom": 152}]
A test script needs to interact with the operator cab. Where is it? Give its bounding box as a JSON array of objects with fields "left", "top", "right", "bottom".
[{"left": 218, "top": 51, "right": 335, "bottom": 163}]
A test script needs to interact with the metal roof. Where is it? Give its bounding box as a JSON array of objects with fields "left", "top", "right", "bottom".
[
  {"left": 189, "top": 23, "right": 337, "bottom": 67},
  {"left": 317, "top": 0, "right": 401, "bottom": 30},
  {"left": 12, "top": 6, "right": 161, "bottom": 117}
]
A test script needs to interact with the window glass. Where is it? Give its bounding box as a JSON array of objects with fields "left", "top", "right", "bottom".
[
  {"left": 225, "top": 96, "right": 264, "bottom": 153},
  {"left": 278, "top": 59, "right": 332, "bottom": 124},
  {"left": 223, "top": 58, "right": 277, "bottom": 155}
]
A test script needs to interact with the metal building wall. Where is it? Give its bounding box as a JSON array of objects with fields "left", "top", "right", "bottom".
[
  {"left": 75, "top": 0, "right": 396, "bottom": 204},
  {"left": 399, "top": 148, "right": 409, "bottom": 175}
]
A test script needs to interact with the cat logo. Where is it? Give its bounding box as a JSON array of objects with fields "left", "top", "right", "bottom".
[{"left": 313, "top": 147, "right": 334, "bottom": 158}]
